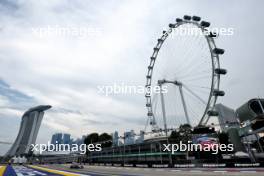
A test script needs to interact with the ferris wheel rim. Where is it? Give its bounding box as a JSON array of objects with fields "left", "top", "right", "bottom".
[{"left": 145, "top": 15, "right": 226, "bottom": 131}]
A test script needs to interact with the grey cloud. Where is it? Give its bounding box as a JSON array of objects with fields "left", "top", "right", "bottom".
[
  {"left": 0, "top": 79, "right": 36, "bottom": 108},
  {"left": 50, "top": 107, "right": 82, "bottom": 115}
]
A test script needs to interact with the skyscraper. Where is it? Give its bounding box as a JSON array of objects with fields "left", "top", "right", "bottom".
[
  {"left": 51, "top": 133, "right": 71, "bottom": 145},
  {"left": 124, "top": 130, "right": 136, "bottom": 145},
  {"left": 5, "top": 105, "right": 52, "bottom": 157},
  {"left": 51, "top": 133, "right": 63, "bottom": 144},
  {"left": 63, "top": 133, "right": 71, "bottom": 144},
  {"left": 112, "top": 131, "right": 119, "bottom": 147}
]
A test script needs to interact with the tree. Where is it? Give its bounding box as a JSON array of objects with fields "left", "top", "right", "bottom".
[
  {"left": 179, "top": 124, "right": 192, "bottom": 131},
  {"left": 98, "top": 133, "right": 112, "bottom": 148},
  {"left": 84, "top": 133, "right": 99, "bottom": 155},
  {"left": 169, "top": 124, "right": 192, "bottom": 144},
  {"left": 169, "top": 130, "right": 181, "bottom": 143},
  {"left": 84, "top": 132, "right": 112, "bottom": 148},
  {"left": 84, "top": 133, "right": 99, "bottom": 145}
]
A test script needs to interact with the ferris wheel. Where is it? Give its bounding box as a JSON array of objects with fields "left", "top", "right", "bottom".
[{"left": 145, "top": 15, "right": 227, "bottom": 133}]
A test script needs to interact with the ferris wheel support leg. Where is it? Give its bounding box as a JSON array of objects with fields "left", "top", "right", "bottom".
[
  {"left": 159, "top": 84, "right": 173, "bottom": 167},
  {"left": 179, "top": 85, "right": 191, "bottom": 125},
  {"left": 159, "top": 85, "right": 168, "bottom": 137},
  {"left": 203, "top": 115, "right": 210, "bottom": 125}
]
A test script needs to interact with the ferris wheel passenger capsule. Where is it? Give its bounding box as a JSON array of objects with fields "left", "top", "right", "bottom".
[
  {"left": 147, "top": 112, "right": 153, "bottom": 116},
  {"left": 207, "top": 110, "right": 219, "bottom": 116},
  {"left": 183, "top": 15, "right": 192, "bottom": 20},
  {"left": 153, "top": 47, "right": 159, "bottom": 51},
  {"left": 148, "top": 66, "right": 153, "bottom": 70},
  {"left": 176, "top": 18, "right": 183, "bottom": 22},
  {"left": 169, "top": 23, "right": 176, "bottom": 28},
  {"left": 215, "top": 68, "right": 227, "bottom": 75},
  {"left": 158, "top": 38, "right": 163, "bottom": 42},
  {"left": 213, "top": 48, "right": 225, "bottom": 55},
  {"left": 146, "top": 103, "right": 151, "bottom": 107},
  {"left": 192, "top": 16, "right": 201, "bottom": 21},
  {"left": 213, "top": 90, "right": 225, "bottom": 96},
  {"left": 208, "top": 32, "right": 218, "bottom": 38},
  {"left": 200, "top": 21, "right": 210, "bottom": 27}
]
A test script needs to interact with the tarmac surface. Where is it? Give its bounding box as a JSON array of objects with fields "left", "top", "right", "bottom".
[
  {"left": 45, "top": 164, "right": 264, "bottom": 176},
  {"left": 1, "top": 164, "right": 264, "bottom": 176}
]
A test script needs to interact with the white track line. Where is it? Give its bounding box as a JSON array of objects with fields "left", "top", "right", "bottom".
[{"left": 213, "top": 171, "right": 227, "bottom": 173}]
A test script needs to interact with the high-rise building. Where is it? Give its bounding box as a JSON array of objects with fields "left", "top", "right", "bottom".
[
  {"left": 72, "top": 135, "right": 85, "bottom": 146},
  {"left": 51, "top": 133, "right": 71, "bottom": 145},
  {"left": 112, "top": 131, "right": 119, "bottom": 147},
  {"left": 5, "top": 105, "right": 52, "bottom": 157},
  {"left": 51, "top": 133, "right": 63, "bottom": 144},
  {"left": 124, "top": 130, "right": 136, "bottom": 145},
  {"left": 136, "top": 130, "right": 145, "bottom": 144},
  {"left": 63, "top": 133, "right": 71, "bottom": 144}
]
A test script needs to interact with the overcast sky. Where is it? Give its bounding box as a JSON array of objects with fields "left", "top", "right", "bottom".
[{"left": 0, "top": 0, "right": 264, "bottom": 155}]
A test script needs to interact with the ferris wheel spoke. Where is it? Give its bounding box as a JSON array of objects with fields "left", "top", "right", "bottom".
[
  {"left": 186, "top": 87, "right": 211, "bottom": 96},
  {"left": 182, "top": 84, "right": 207, "bottom": 105},
  {"left": 188, "top": 87, "right": 211, "bottom": 95},
  {"left": 164, "top": 90, "right": 180, "bottom": 126},
  {"left": 172, "top": 38, "right": 201, "bottom": 74},
  {"left": 178, "top": 56, "right": 211, "bottom": 77},
  {"left": 182, "top": 74, "right": 211, "bottom": 82},
  {"left": 177, "top": 67, "right": 211, "bottom": 80},
  {"left": 184, "top": 91, "right": 204, "bottom": 124},
  {"left": 186, "top": 84, "right": 211, "bottom": 90},
  {"left": 179, "top": 71, "right": 211, "bottom": 81},
  {"left": 178, "top": 60, "right": 211, "bottom": 79},
  {"left": 181, "top": 57, "right": 211, "bottom": 73},
  {"left": 183, "top": 92, "right": 200, "bottom": 120},
  {"left": 176, "top": 38, "right": 209, "bottom": 75}
]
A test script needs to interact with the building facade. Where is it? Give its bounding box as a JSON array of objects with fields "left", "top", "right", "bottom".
[
  {"left": 5, "top": 105, "right": 52, "bottom": 157},
  {"left": 51, "top": 133, "right": 71, "bottom": 145},
  {"left": 215, "top": 103, "right": 240, "bottom": 132}
]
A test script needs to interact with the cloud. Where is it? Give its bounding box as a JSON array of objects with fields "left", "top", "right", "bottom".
[
  {"left": 0, "top": 0, "right": 154, "bottom": 148},
  {"left": 0, "top": 79, "right": 35, "bottom": 107}
]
